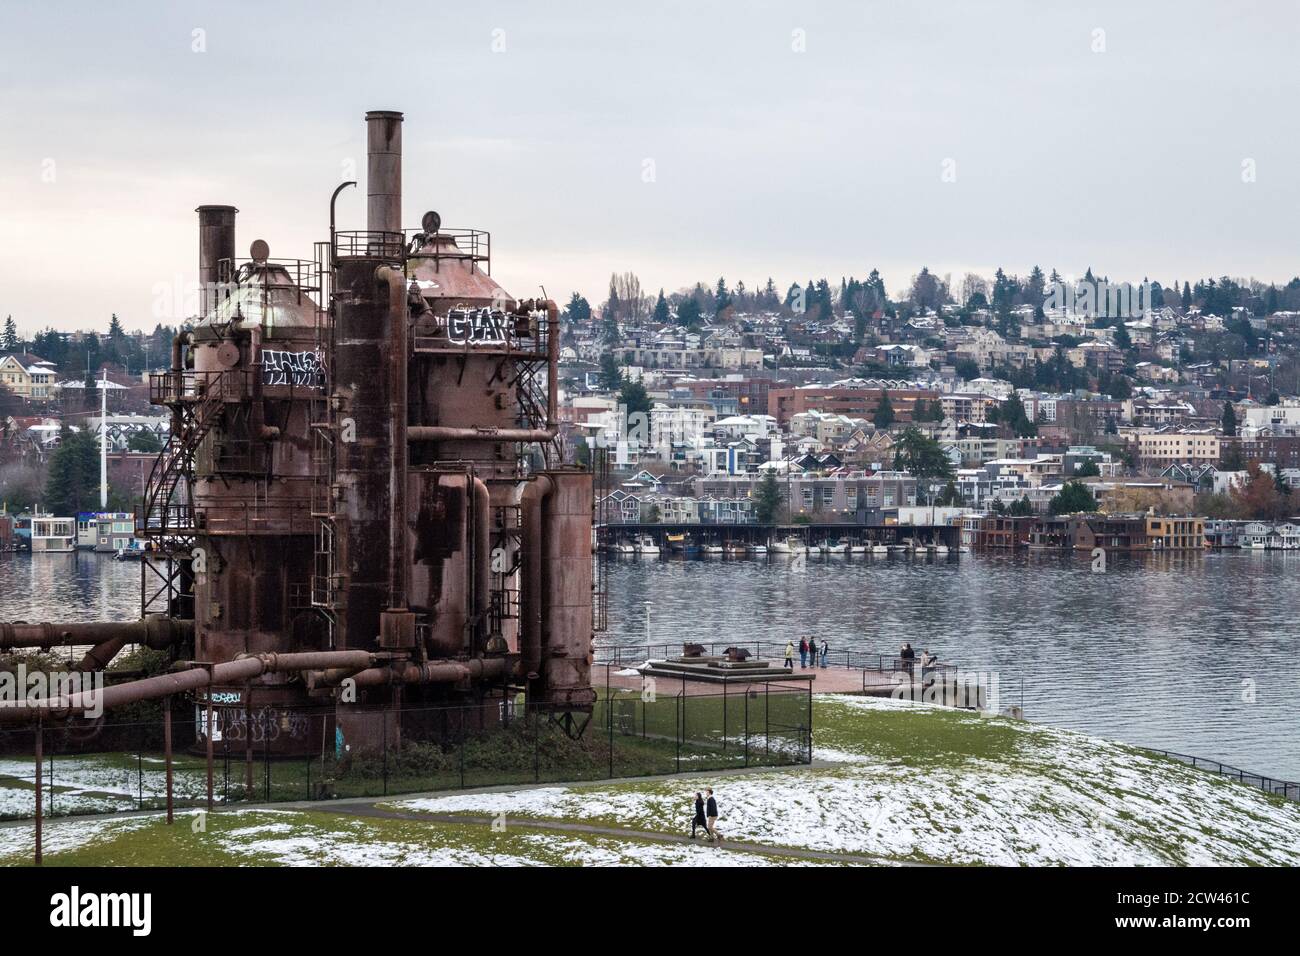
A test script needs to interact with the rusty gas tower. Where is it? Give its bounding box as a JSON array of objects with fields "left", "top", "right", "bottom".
[{"left": 0, "top": 110, "right": 598, "bottom": 751}]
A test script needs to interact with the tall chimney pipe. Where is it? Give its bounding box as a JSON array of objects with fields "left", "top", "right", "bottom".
[
  {"left": 196, "top": 205, "right": 237, "bottom": 316},
  {"left": 365, "top": 110, "right": 403, "bottom": 236}
]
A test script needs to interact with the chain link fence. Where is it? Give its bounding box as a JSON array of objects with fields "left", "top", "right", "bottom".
[{"left": 0, "top": 683, "right": 811, "bottom": 823}]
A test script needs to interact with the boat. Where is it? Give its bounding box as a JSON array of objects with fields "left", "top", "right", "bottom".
[
  {"left": 611, "top": 539, "right": 637, "bottom": 555},
  {"left": 847, "top": 540, "right": 868, "bottom": 554},
  {"left": 747, "top": 542, "right": 768, "bottom": 555},
  {"left": 822, "top": 539, "right": 848, "bottom": 554},
  {"left": 30, "top": 515, "right": 76, "bottom": 553},
  {"left": 770, "top": 535, "right": 806, "bottom": 554},
  {"left": 635, "top": 535, "right": 659, "bottom": 555},
  {"left": 871, "top": 543, "right": 890, "bottom": 554},
  {"left": 723, "top": 540, "right": 747, "bottom": 557},
  {"left": 933, "top": 543, "right": 949, "bottom": 555},
  {"left": 665, "top": 532, "right": 700, "bottom": 557},
  {"left": 113, "top": 539, "right": 148, "bottom": 560},
  {"left": 700, "top": 542, "right": 724, "bottom": 555}
]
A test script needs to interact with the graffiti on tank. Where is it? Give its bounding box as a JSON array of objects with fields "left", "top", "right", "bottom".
[
  {"left": 218, "top": 706, "right": 312, "bottom": 743},
  {"left": 262, "top": 350, "right": 324, "bottom": 387},
  {"left": 447, "top": 308, "right": 508, "bottom": 345}
]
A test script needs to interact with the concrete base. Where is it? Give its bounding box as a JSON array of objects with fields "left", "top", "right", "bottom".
[{"left": 637, "top": 655, "right": 814, "bottom": 685}]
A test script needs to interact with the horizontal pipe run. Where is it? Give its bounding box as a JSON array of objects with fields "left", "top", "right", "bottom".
[
  {"left": 310, "top": 657, "right": 509, "bottom": 689},
  {"left": 408, "top": 425, "right": 556, "bottom": 443},
  {"left": 0, "top": 650, "right": 376, "bottom": 720},
  {"left": 0, "top": 617, "right": 193, "bottom": 651}
]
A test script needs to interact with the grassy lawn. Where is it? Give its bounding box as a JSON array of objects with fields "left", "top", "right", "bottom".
[
  {"left": 4, "top": 695, "right": 1298, "bottom": 866},
  {"left": 0, "top": 807, "right": 831, "bottom": 867}
]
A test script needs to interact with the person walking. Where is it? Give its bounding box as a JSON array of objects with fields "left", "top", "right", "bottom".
[
  {"left": 690, "top": 791, "right": 707, "bottom": 839},
  {"left": 705, "top": 787, "right": 723, "bottom": 843},
  {"left": 783, "top": 640, "right": 795, "bottom": 669},
  {"left": 820, "top": 639, "right": 829, "bottom": 668},
  {"left": 798, "top": 637, "right": 808, "bottom": 668}
]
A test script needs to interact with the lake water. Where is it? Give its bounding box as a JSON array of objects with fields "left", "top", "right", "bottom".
[
  {"left": 601, "top": 550, "right": 1300, "bottom": 780},
  {"left": 2, "top": 549, "right": 1297, "bottom": 779}
]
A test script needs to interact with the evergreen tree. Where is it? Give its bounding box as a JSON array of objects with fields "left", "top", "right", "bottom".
[
  {"left": 562, "top": 292, "right": 592, "bottom": 324},
  {"left": 652, "top": 289, "right": 670, "bottom": 324},
  {"left": 598, "top": 353, "right": 623, "bottom": 391},
  {"left": 1222, "top": 401, "right": 1238, "bottom": 436},
  {"left": 754, "top": 471, "right": 783, "bottom": 524},
  {"left": 44, "top": 426, "right": 101, "bottom": 515},
  {"left": 873, "top": 389, "right": 895, "bottom": 428},
  {"left": 617, "top": 379, "right": 652, "bottom": 418},
  {"left": 1049, "top": 481, "right": 1096, "bottom": 516},
  {"left": 1, "top": 315, "right": 18, "bottom": 352}
]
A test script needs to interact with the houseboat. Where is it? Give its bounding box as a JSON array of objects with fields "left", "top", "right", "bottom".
[
  {"left": 30, "top": 515, "right": 76, "bottom": 553},
  {"left": 93, "top": 512, "right": 138, "bottom": 553},
  {"left": 75, "top": 512, "right": 99, "bottom": 549},
  {"left": 635, "top": 535, "right": 660, "bottom": 555}
]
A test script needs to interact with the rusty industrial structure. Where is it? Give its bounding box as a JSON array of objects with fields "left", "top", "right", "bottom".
[{"left": 0, "top": 110, "right": 600, "bottom": 753}]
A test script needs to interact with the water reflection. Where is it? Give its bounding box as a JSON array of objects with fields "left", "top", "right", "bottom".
[{"left": 602, "top": 550, "right": 1300, "bottom": 779}]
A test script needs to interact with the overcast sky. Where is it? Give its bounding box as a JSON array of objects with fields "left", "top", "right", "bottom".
[{"left": 1, "top": 0, "right": 1297, "bottom": 334}]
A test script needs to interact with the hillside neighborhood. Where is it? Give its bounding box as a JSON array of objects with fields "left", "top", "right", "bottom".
[{"left": 3, "top": 269, "right": 1300, "bottom": 550}]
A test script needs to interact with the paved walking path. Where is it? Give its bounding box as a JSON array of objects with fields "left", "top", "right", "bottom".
[{"left": 322, "top": 801, "right": 896, "bottom": 866}]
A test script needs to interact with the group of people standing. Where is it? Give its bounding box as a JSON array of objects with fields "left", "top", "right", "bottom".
[{"left": 784, "top": 637, "right": 828, "bottom": 669}]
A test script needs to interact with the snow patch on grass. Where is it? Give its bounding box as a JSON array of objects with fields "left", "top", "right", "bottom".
[{"left": 390, "top": 695, "right": 1300, "bottom": 866}]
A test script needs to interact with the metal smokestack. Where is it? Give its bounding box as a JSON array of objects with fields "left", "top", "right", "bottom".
[
  {"left": 196, "top": 204, "right": 237, "bottom": 315},
  {"left": 365, "top": 110, "right": 403, "bottom": 235}
]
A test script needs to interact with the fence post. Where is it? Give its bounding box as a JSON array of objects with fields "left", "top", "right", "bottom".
[
  {"left": 608, "top": 691, "right": 614, "bottom": 779},
  {"left": 675, "top": 694, "right": 681, "bottom": 774},
  {"left": 459, "top": 707, "right": 465, "bottom": 790},
  {"left": 244, "top": 690, "right": 254, "bottom": 799},
  {"left": 533, "top": 705, "right": 540, "bottom": 784},
  {"left": 383, "top": 712, "right": 389, "bottom": 797},
  {"left": 744, "top": 689, "right": 749, "bottom": 768},
  {"left": 765, "top": 683, "right": 770, "bottom": 757},
  {"left": 806, "top": 684, "right": 813, "bottom": 764},
  {"left": 263, "top": 719, "right": 270, "bottom": 802},
  {"left": 34, "top": 718, "right": 42, "bottom": 867},
  {"left": 164, "top": 694, "right": 174, "bottom": 824},
  {"left": 722, "top": 681, "right": 727, "bottom": 753},
  {"left": 223, "top": 724, "right": 230, "bottom": 805},
  {"left": 204, "top": 668, "right": 214, "bottom": 811}
]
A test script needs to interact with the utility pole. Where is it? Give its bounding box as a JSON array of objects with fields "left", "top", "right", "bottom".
[{"left": 100, "top": 367, "right": 108, "bottom": 510}]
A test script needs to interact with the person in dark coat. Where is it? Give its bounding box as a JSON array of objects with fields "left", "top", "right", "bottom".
[
  {"left": 690, "top": 791, "right": 707, "bottom": 839},
  {"left": 798, "top": 637, "right": 809, "bottom": 668},
  {"left": 704, "top": 788, "right": 723, "bottom": 843}
]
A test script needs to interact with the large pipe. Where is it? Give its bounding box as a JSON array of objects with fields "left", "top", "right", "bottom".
[
  {"left": 314, "top": 657, "right": 508, "bottom": 689},
  {"left": 197, "top": 205, "right": 237, "bottom": 315},
  {"left": 365, "top": 111, "right": 403, "bottom": 236},
  {"left": 0, "top": 650, "right": 376, "bottom": 720},
  {"left": 378, "top": 264, "right": 409, "bottom": 609},
  {"left": 471, "top": 476, "right": 491, "bottom": 653},
  {"left": 519, "top": 475, "right": 553, "bottom": 687},
  {"left": 0, "top": 617, "right": 192, "bottom": 652}
]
